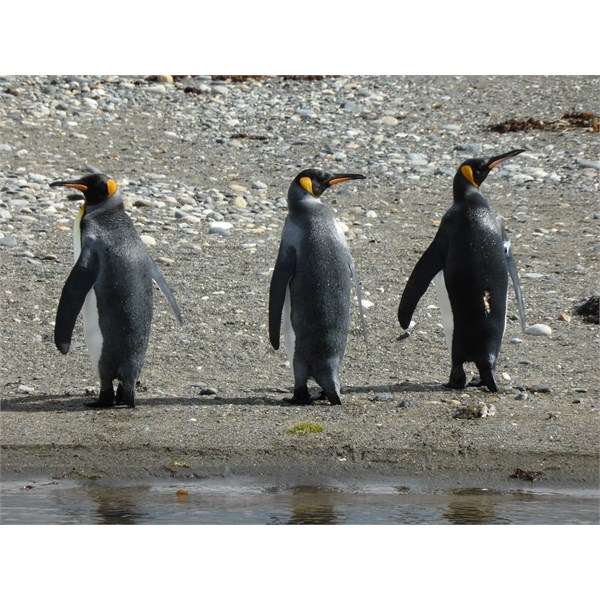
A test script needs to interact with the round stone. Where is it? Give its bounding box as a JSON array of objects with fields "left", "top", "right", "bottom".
[
  {"left": 526, "top": 324, "right": 552, "bottom": 336},
  {"left": 140, "top": 235, "right": 157, "bottom": 247},
  {"left": 209, "top": 222, "right": 233, "bottom": 236}
]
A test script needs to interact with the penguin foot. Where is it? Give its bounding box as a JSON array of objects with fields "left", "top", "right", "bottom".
[
  {"left": 466, "top": 377, "right": 498, "bottom": 392},
  {"left": 478, "top": 379, "right": 498, "bottom": 393},
  {"left": 114, "top": 398, "right": 136, "bottom": 408},
  {"left": 86, "top": 398, "right": 116, "bottom": 409},
  {"left": 445, "top": 366, "right": 467, "bottom": 389},
  {"left": 86, "top": 387, "right": 116, "bottom": 408},
  {"left": 285, "top": 396, "right": 313, "bottom": 406},
  {"left": 443, "top": 381, "right": 466, "bottom": 390},
  {"left": 327, "top": 394, "right": 342, "bottom": 406},
  {"left": 474, "top": 366, "right": 499, "bottom": 392},
  {"left": 312, "top": 388, "right": 342, "bottom": 405},
  {"left": 284, "top": 386, "right": 313, "bottom": 405},
  {"left": 114, "top": 384, "right": 135, "bottom": 408}
]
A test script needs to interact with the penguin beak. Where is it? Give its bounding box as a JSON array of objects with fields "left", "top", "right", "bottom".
[
  {"left": 50, "top": 180, "right": 88, "bottom": 201},
  {"left": 326, "top": 173, "right": 366, "bottom": 187},
  {"left": 487, "top": 149, "right": 525, "bottom": 171},
  {"left": 50, "top": 180, "right": 88, "bottom": 192}
]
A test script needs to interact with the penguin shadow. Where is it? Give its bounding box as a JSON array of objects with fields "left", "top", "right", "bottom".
[
  {"left": 140, "top": 393, "right": 285, "bottom": 408},
  {"left": 1, "top": 391, "right": 286, "bottom": 412},
  {"left": 2, "top": 383, "right": 449, "bottom": 413},
  {"left": 1, "top": 393, "right": 94, "bottom": 413},
  {"left": 342, "top": 381, "right": 447, "bottom": 395}
]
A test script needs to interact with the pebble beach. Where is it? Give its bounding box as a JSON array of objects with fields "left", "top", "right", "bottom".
[{"left": 0, "top": 75, "right": 598, "bottom": 488}]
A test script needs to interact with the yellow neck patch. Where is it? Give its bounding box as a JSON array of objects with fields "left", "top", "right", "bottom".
[
  {"left": 107, "top": 178, "right": 117, "bottom": 198},
  {"left": 77, "top": 202, "right": 87, "bottom": 243},
  {"left": 461, "top": 165, "right": 479, "bottom": 188}
]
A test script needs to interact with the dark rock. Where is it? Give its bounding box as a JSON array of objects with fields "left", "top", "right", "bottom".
[{"left": 574, "top": 296, "right": 599, "bottom": 324}]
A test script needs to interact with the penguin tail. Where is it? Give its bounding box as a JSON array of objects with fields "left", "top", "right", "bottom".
[{"left": 57, "top": 341, "right": 70, "bottom": 355}]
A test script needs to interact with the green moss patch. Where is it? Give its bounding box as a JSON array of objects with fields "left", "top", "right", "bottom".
[{"left": 286, "top": 422, "right": 324, "bottom": 435}]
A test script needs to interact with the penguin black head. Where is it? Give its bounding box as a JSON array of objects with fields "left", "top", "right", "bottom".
[
  {"left": 456, "top": 149, "right": 525, "bottom": 190},
  {"left": 50, "top": 173, "right": 118, "bottom": 207},
  {"left": 290, "top": 168, "right": 366, "bottom": 201}
]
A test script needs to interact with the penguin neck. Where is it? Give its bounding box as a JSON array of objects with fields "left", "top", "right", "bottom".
[
  {"left": 72, "top": 193, "right": 125, "bottom": 261},
  {"left": 85, "top": 190, "right": 125, "bottom": 215},
  {"left": 453, "top": 176, "right": 485, "bottom": 203},
  {"left": 287, "top": 189, "right": 322, "bottom": 215}
]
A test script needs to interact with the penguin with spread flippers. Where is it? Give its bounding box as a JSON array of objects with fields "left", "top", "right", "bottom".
[
  {"left": 269, "top": 168, "right": 367, "bottom": 405},
  {"left": 50, "top": 173, "right": 182, "bottom": 408},
  {"left": 398, "top": 149, "right": 527, "bottom": 392}
]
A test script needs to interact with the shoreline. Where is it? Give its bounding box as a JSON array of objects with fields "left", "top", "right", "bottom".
[{"left": 2, "top": 391, "right": 598, "bottom": 491}]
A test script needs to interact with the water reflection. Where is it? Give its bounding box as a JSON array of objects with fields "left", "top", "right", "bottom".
[
  {"left": 277, "top": 486, "right": 341, "bottom": 525},
  {"left": 1, "top": 479, "right": 598, "bottom": 525},
  {"left": 86, "top": 486, "right": 149, "bottom": 525},
  {"left": 443, "top": 489, "right": 510, "bottom": 525}
]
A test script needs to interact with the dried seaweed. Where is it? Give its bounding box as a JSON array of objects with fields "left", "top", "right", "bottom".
[
  {"left": 230, "top": 133, "right": 269, "bottom": 141},
  {"left": 490, "top": 117, "right": 548, "bottom": 133},
  {"left": 489, "top": 112, "right": 599, "bottom": 133},
  {"left": 211, "top": 75, "right": 334, "bottom": 82},
  {"left": 211, "top": 75, "right": 270, "bottom": 82},
  {"left": 511, "top": 468, "right": 544, "bottom": 482}
]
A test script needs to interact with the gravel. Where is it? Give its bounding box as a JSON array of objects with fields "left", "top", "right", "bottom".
[{"left": 1, "top": 75, "right": 598, "bottom": 486}]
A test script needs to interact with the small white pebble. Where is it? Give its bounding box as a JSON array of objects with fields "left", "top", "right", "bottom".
[
  {"left": 140, "top": 234, "right": 156, "bottom": 247},
  {"left": 526, "top": 324, "right": 552, "bottom": 336}
]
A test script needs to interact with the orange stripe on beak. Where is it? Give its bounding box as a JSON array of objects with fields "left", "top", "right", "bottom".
[
  {"left": 62, "top": 183, "right": 88, "bottom": 192},
  {"left": 328, "top": 177, "right": 354, "bottom": 186}
]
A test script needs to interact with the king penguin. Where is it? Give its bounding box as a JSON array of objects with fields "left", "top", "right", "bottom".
[
  {"left": 398, "top": 149, "right": 527, "bottom": 392},
  {"left": 50, "top": 173, "right": 183, "bottom": 408},
  {"left": 269, "top": 168, "right": 366, "bottom": 405}
]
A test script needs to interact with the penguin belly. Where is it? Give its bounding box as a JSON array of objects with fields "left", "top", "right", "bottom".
[
  {"left": 434, "top": 271, "right": 454, "bottom": 353},
  {"left": 82, "top": 288, "right": 103, "bottom": 378},
  {"left": 73, "top": 213, "right": 103, "bottom": 379},
  {"left": 282, "top": 284, "right": 296, "bottom": 365}
]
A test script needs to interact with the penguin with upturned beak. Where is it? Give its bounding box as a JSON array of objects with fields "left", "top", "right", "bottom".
[{"left": 398, "top": 150, "right": 527, "bottom": 392}]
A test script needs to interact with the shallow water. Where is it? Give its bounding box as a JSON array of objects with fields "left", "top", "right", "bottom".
[{"left": 1, "top": 478, "right": 598, "bottom": 524}]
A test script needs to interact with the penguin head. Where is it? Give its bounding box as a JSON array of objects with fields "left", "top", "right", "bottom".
[
  {"left": 289, "top": 168, "right": 365, "bottom": 206},
  {"left": 457, "top": 149, "right": 525, "bottom": 189},
  {"left": 50, "top": 173, "right": 118, "bottom": 208}
]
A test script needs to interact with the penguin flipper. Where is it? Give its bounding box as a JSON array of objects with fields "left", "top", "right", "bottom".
[
  {"left": 349, "top": 258, "right": 368, "bottom": 348},
  {"left": 55, "top": 246, "right": 99, "bottom": 354},
  {"left": 269, "top": 245, "right": 296, "bottom": 350},
  {"left": 148, "top": 257, "right": 183, "bottom": 324},
  {"left": 398, "top": 239, "right": 445, "bottom": 329},
  {"left": 504, "top": 239, "right": 527, "bottom": 334}
]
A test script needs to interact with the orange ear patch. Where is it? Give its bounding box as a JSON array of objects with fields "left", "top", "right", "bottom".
[
  {"left": 107, "top": 179, "right": 117, "bottom": 198},
  {"left": 299, "top": 176, "right": 314, "bottom": 196},
  {"left": 460, "top": 165, "right": 478, "bottom": 188}
]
